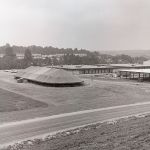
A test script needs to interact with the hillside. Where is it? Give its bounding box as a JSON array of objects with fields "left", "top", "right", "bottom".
[
  {"left": 101, "top": 50, "right": 150, "bottom": 58},
  {"left": 0, "top": 44, "right": 149, "bottom": 60},
  {"left": 0, "top": 45, "right": 90, "bottom": 55}
]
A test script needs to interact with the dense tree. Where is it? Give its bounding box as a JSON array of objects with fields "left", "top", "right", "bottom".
[
  {"left": 52, "top": 56, "right": 59, "bottom": 65},
  {"left": 23, "top": 49, "right": 33, "bottom": 67},
  {"left": 43, "top": 57, "right": 52, "bottom": 66},
  {"left": 24, "top": 49, "right": 33, "bottom": 62},
  {"left": 2, "top": 45, "right": 17, "bottom": 69},
  {"left": 4, "top": 45, "right": 16, "bottom": 57},
  {"left": 0, "top": 44, "right": 148, "bottom": 69}
]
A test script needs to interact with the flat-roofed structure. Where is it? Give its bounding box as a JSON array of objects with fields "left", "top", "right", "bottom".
[
  {"left": 110, "top": 64, "right": 150, "bottom": 69},
  {"left": 54, "top": 65, "right": 114, "bottom": 74},
  {"left": 118, "top": 69, "right": 150, "bottom": 81},
  {"left": 54, "top": 64, "right": 150, "bottom": 75},
  {"left": 15, "top": 66, "right": 84, "bottom": 87}
]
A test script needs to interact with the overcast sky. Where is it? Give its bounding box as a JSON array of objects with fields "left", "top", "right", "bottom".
[{"left": 0, "top": 0, "right": 150, "bottom": 51}]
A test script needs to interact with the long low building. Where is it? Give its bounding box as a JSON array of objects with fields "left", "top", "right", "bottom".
[
  {"left": 54, "top": 65, "right": 114, "bottom": 74},
  {"left": 109, "top": 64, "right": 150, "bottom": 69},
  {"left": 118, "top": 69, "right": 150, "bottom": 81},
  {"left": 54, "top": 64, "right": 150, "bottom": 75}
]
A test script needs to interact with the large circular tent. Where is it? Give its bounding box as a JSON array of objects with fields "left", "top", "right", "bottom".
[{"left": 15, "top": 66, "right": 84, "bottom": 87}]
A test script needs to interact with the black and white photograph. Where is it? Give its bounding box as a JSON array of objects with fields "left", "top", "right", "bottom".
[{"left": 1, "top": 0, "right": 150, "bottom": 150}]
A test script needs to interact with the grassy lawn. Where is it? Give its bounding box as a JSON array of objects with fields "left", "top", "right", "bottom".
[
  {"left": 1, "top": 71, "right": 150, "bottom": 122},
  {"left": 4, "top": 114, "right": 150, "bottom": 150},
  {"left": 0, "top": 75, "right": 150, "bottom": 108},
  {"left": 2, "top": 72, "right": 150, "bottom": 149},
  {"left": 0, "top": 88, "right": 47, "bottom": 112}
]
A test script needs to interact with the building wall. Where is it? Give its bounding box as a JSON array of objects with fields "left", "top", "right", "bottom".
[{"left": 71, "top": 68, "right": 114, "bottom": 74}]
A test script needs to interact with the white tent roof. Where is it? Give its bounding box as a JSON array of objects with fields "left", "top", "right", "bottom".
[{"left": 15, "top": 66, "right": 83, "bottom": 84}]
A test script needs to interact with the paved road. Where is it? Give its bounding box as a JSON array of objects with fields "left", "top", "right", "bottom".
[{"left": 1, "top": 102, "right": 150, "bottom": 147}]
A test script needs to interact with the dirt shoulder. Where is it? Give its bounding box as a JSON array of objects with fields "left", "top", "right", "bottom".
[{"left": 3, "top": 113, "right": 150, "bottom": 150}]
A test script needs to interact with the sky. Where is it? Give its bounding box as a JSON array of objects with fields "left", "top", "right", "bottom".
[{"left": 0, "top": 0, "right": 150, "bottom": 51}]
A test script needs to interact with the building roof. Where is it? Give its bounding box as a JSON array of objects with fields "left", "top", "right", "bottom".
[
  {"left": 53, "top": 64, "right": 150, "bottom": 70},
  {"left": 110, "top": 64, "right": 150, "bottom": 68},
  {"left": 119, "top": 69, "right": 150, "bottom": 74},
  {"left": 54, "top": 65, "right": 114, "bottom": 70},
  {"left": 15, "top": 66, "right": 83, "bottom": 85}
]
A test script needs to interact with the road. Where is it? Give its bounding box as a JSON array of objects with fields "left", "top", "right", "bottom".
[{"left": 1, "top": 102, "right": 150, "bottom": 147}]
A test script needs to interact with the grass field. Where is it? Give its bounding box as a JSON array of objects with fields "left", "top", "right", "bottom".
[
  {"left": 1, "top": 71, "right": 150, "bottom": 122},
  {"left": 2, "top": 71, "right": 150, "bottom": 149},
  {"left": 0, "top": 88, "right": 47, "bottom": 112},
  {"left": 4, "top": 114, "right": 150, "bottom": 150}
]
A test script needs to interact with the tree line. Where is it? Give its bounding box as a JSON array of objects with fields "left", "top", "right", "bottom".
[
  {"left": 0, "top": 45, "right": 90, "bottom": 55},
  {"left": 0, "top": 45, "right": 147, "bottom": 70}
]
